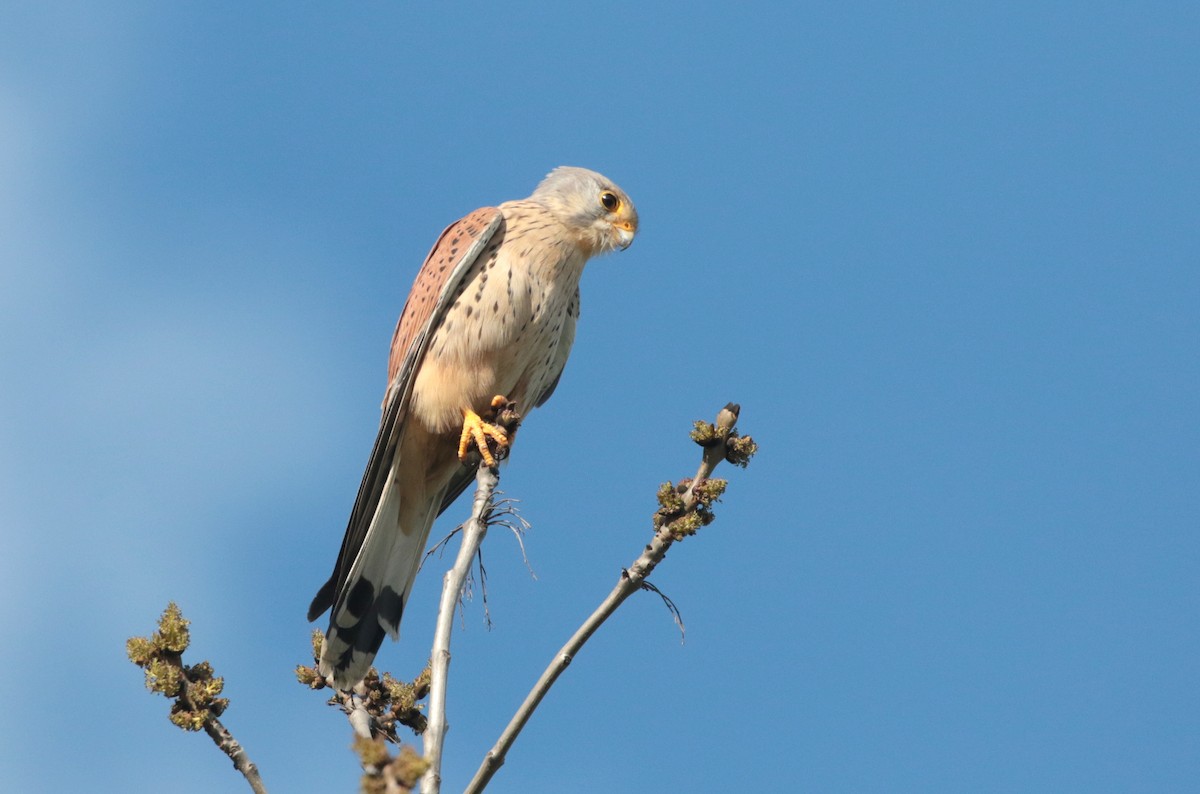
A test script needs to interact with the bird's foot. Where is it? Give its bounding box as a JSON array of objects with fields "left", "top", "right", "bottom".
[{"left": 458, "top": 395, "right": 520, "bottom": 466}]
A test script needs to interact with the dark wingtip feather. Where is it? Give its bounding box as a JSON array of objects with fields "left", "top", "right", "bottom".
[{"left": 307, "top": 576, "right": 336, "bottom": 622}]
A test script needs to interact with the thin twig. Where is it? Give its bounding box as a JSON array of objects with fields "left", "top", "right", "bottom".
[
  {"left": 422, "top": 527, "right": 463, "bottom": 566},
  {"left": 174, "top": 669, "right": 267, "bottom": 794},
  {"left": 639, "top": 579, "right": 685, "bottom": 641},
  {"left": 464, "top": 404, "right": 745, "bottom": 794},
  {"left": 196, "top": 709, "right": 269, "bottom": 794},
  {"left": 421, "top": 462, "right": 499, "bottom": 794},
  {"left": 127, "top": 604, "right": 269, "bottom": 794},
  {"left": 492, "top": 497, "right": 536, "bottom": 578}
]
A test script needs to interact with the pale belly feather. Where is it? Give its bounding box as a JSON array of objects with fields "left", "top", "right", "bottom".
[{"left": 410, "top": 225, "right": 585, "bottom": 435}]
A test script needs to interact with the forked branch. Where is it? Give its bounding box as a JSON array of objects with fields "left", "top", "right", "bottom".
[{"left": 465, "top": 403, "right": 757, "bottom": 793}]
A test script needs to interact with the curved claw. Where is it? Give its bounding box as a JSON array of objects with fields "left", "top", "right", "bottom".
[{"left": 458, "top": 400, "right": 511, "bottom": 466}]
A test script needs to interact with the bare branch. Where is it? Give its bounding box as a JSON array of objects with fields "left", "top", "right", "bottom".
[
  {"left": 465, "top": 403, "right": 756, "bottom": 793},
  {"left": 422, "top": 462, "right": 500, "bottom": 794},
  {"left": 192, "top": 699, "right": 268, "bottom": 794},
  {"left": 340, "top": 689, "right": 375, "bottom": 740}
]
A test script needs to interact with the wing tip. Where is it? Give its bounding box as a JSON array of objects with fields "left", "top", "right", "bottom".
[{"left": 307, "top": 576, "right": 335, "bottom": 622}]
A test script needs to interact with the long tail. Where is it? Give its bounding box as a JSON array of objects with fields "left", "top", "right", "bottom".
[{"left": 316, "top": 472, "right": 442, "bottom": 689}]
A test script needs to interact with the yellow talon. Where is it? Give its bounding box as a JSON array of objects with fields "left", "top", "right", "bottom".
[{"left": 458, "top": 399, "right": 511, "bottom": 466}]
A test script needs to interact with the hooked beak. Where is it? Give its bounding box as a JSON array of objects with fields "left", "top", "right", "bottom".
[{"left": 615, "top": 219, "right": 637, "bottom": 250}]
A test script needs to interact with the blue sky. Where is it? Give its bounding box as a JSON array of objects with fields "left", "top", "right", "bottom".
[{"left": 2, "top": 3, "right": 1197, "bottom": 792}]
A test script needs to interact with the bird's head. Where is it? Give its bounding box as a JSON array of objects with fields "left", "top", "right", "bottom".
[{"left": 531, "top": 166, "right": 639, "bottom": 256}]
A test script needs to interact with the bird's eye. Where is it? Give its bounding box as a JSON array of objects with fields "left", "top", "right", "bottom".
[{"left": 600, "top": 191, "right": 620, "bottom": 212}]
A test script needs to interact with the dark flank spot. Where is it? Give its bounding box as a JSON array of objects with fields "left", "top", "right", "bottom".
[
  {"left": 450, "top": 247, "right": 458, "bottom": 256},
  {"left": 347, "top": 578, "right": 374, "bottom": 617},
  {"left": 438, "top": 264, "right": 447, "bottom": 273},
  {"left": 465, "top": 305, "right": 473, "bottom": 317},
  {"left": 493, "top": 301, "right": 499, "bottom": 313}
]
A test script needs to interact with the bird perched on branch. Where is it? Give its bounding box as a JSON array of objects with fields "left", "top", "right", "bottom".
[{"left": 308, "top": 166, "right": 639, "bottom": 688}]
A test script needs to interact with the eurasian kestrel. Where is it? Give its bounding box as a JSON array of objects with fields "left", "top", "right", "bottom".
[{"left": 309, "top": 166, "right": 638, "bottom": 688}]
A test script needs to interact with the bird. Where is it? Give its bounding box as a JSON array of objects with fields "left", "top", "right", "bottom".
[{"left": 308, "top": 166, "right": 638, "bottom": 688}]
